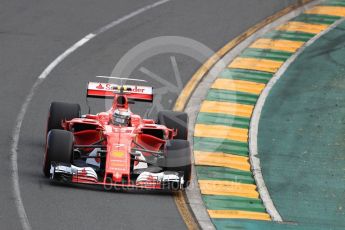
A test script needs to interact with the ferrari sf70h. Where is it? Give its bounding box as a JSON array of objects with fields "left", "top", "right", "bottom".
[{"left": 43, "top": 77, "right": 191, "bottom": 190}]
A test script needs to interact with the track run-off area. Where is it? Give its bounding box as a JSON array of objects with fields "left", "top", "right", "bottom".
[
  {"left": 188, "top": 0, "right": 345, "bottom": 229},
  {"left": 259, "top": 4, "right": 345, "bottom": 230}
]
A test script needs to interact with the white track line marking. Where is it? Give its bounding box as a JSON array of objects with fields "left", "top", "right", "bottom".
[
  {"left": 10, "top": 1, "right": 171, "bottom": 229},
  {"left": 249, "top": 15, "right": 345, "bottom": 223}
]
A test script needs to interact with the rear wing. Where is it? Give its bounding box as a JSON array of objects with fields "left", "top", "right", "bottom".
[{"left": 87, "top": 82, "right": 153, "bottom": 102}]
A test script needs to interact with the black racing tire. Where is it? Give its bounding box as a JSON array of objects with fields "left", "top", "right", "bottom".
[
  {"left": 157, "top": 110, "right": 188, "bottom": 140},
  {"left": 43, "top": 129, "right": 74, "bottom": 177},
  {"left": 163, "top": 139, "right": 192, "bottom": 188},
  {"left": 46, "top": 102, "right": 80, "bottom": 134}
]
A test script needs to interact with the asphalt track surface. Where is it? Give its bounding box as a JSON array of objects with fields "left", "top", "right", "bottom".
[{"left": 0, "top": 0, "right": 297, "bottom": 229}]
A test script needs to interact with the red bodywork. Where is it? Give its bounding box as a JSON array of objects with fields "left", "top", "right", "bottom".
[{"left": 60, "top": 93, "right": 176, "bottom": 189}]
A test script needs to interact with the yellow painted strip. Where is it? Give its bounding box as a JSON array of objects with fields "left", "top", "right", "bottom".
[
  {"left": 194, "top": 151, "right": 250, "bottom": 171},
  {"left": 276, "top": 21, "right": 328, "bottom": 34},
  {"left": 173, "top": 0, "right": 314, "bottom": 112},
  {"left": 199, "top": 180, "right": 259, "bottom": 199},
  {"left": 212, "top": 79, "right": 266, "bottom": 95},
  {"left": 200, "top": 101, "right": 254, "bottom": 118},
  {"left": 229, "top": 57, "right": 283, "bottom": 73},
  {"left": 250, "top": 38, "right": 304, "bottom": 53},
  {"left": 173, "top": 192, "right": 199, "bottom": 230},
  {"left": 194, "top": 124, "right": 248, "bottom": 143},
  {"left": 208, "top": 210, "right": 271, "bottom": 220},
  {"left": 305, "top": 6, "right": 345, "bottom": 17}
]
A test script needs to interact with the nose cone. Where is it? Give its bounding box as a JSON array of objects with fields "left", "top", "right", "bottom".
[{"left": 104, "top": 128, "right": 133, "bottom": 183}]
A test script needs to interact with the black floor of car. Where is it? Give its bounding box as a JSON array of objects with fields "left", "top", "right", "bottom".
[{"left": 133, "top": 166, "right": 162, "bottom": 175}]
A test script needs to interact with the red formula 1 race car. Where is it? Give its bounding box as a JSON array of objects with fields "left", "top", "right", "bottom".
[{"left": 43, "top": 78, "right": 191, "bottom": 191}]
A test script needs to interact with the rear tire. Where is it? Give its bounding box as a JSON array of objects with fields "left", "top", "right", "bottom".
[
  {"left": 46, "top": 102, "right": 80, "bottom": 134},
  {"left": 157, "top": 111, "right": 188, "bottom": 140},
  {"left": 43, "top": 129, "right": 74, "bottom": 177},
  {"left": 163, "top": 139, "right": 191, "bottom": 188}
]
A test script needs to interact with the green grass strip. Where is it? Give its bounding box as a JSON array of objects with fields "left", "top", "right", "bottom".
[
  {"left": 219, "top": 68, "right": 273, "bottom": 84},
  {"left": 194, "top": 137, "right": 248, "bottom": 156},
  {"left": 293, "top": 13, "right": 341, "bottom": 25},
  {"left": 197, "top": 112, "right": 250, "bottom": 129},
  {"left": 240, "top": 48, "right": 293, "bottom": 62},
  {"left": 264, "top": 30, "right": 314, "bottom": 42},
  {"left": 203, "top": 195, "right": 267, "bottom": 213},
  {"left": 206, "top": 89, "right": 259, "bottom": 106},
  {"left": 196, "top": 166, "right": 254, "bottom": 184},
  {"left": 322, "top": 0, "right": 345, "bottom": 6}
]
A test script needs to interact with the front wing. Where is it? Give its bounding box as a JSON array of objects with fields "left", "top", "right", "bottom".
[{"left": 50, "top": 162, "right": 185, "bottom": 190}]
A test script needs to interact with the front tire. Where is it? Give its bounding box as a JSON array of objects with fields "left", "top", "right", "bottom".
[
  {"left": 43, "top": 129, "right": 74, "bottom": 177},
  {"left": 46, "top": 102, "right": 80, "bottom": 134},
  {"left": 163, "top": 139, "right": 192, "bottom": 188}
]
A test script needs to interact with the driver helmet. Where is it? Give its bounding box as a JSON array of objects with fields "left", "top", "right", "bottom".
[{"left": 112, "top": 109, "right": 131, "bottom": 126}]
